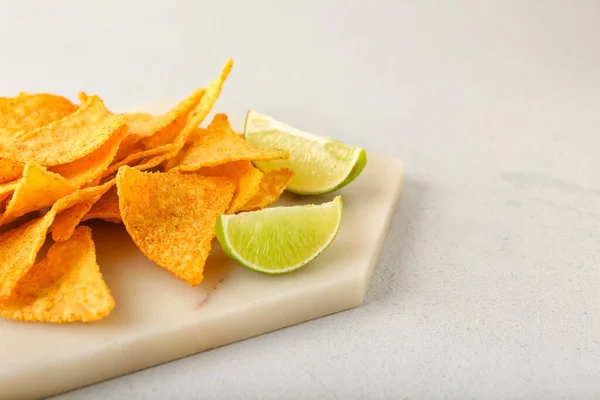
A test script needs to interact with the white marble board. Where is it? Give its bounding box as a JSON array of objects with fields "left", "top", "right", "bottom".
[{"left": 0, "top": 106, "right": 404, "bottom": 400}]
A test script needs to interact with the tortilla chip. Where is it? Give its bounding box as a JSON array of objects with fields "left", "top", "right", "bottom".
[
  {"left": 0, "top": 93, "right": 78, "bottom": 138},
  {"left": 112, "top": 112, "right": 155, "bottom": 162},
  {"left": 0, "top": 179, "right": 18, "bottom": 200},
  {"left": 56, "top": 179, "right": 116, "bottom": 209},
  {"left": 81, "top": 186, "right": 121, "bottom": 223},
  {"left": 0, "top": 197, "right": 8, "bottom": 214},
  {"left": 162, "top": 59, "right": 234, "bottom": 170},
  {"left": 50, "top": 202, "right": 95, "bottom": 242},
  {"left": 77, "top": 92, "right": 89, "bottom": 103},
  {"left": 113, "top": 135, "right": 145, "bottom": 163},
  {"left": 1, "top": 162, "right": 79, "bottom": 225},
  {"left": 99, "top": 151, "right": 174, "bottom": 187},
  {"left": 131, "top": 88, "right": 204, "bottom": 150},
  {"left": 0, "top": 178, "right": 116, "bottom": 298},
  {"left": 167, "top": 114, "right": 288, "bottom": 173},
  {"left": 50, "top": 179, "right": 116, "bottom": 241},
  {"left": 239, "top": 168, "right": 294, "bottom": 212},
  {"left": 0, "top": 181, "right": 17, "bottom": 215},
  {"left": 133, "top": 152, "right": 172, "bottom": 172},
  {"left": 102, "top": 143, "right": 175, "bottom": 178},
  {"left": 125, "top": 112, "right": 155, "bottom": 133},
  {"left": 196, "top": 161, "right": 263, "bottom": 213},
  {"left": 0, "top": 95, "right": 126, "bottom": 166},
  {"left": 0, "top": 159, "right": 24, "bottom": 184},
  {"left": 116, "top": 166, "right": 235, "bottom": 285},
  {"left": 50, "top": 124, "right": 128, "bottom": 187},
  {"left": 0, "top": 193, "right": 11, "bottom": 211},
  {"left": 0, "top": 226, "right": 115, "bottom": 323},
  {"left": 0, "top": 211, "right": 56, "bottom": 299}
]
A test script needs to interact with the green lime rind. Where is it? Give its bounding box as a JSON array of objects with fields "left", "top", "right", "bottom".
[
  {"left": 216, "top": 196, "right": 343, "bottom": 275},
  {"left": 243, "top": 111, "right": 367, "bottom": 196},
  {"left": 250, "top": 148, "right": 367, "bottom": 196},
  {"left": 329, "top": 147, "right": 367, "bottom": 193}
]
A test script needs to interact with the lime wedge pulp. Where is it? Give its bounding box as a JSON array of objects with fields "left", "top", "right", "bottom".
[
  {"left": 216, "top": 196, "right": 343, "bottom": 274},
  {"left": 244, "top": 111, "right": 367, "bottom": 195}
]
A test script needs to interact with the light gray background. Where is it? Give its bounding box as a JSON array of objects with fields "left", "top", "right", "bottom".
[{"left": 2, "top": 1, "right": 599, "bottom": 399}]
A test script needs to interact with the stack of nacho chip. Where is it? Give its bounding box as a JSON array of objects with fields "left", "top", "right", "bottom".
[{"left": 0, "top": 59, "right": 294, "bottom": 323}]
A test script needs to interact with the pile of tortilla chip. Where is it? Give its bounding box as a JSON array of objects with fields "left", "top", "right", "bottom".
[{"left": 0, "top": 59, "right": 294, "bottom": 323}]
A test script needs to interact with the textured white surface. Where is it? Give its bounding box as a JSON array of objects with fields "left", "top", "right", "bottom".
[{"left": 0, "top": 1, "right": 599, "bottom": 399}]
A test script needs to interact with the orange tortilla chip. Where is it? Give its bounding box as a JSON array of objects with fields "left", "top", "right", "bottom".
[
  {"left": 77, "top": 92, "right": 89, "bottom": 103},
  {"left": 50, "top": 202, "right": 96, "bottom": 242},
  {"left": 113, "top": 135, "right": 145, "bottom": 163},
  {"left": 0, "top": 226, "right": 115, "bottom": 323},
  {"left": 0, "top": 181, "right": 16, "bottom": 215},
  {"left": 125, "top": 112, "right": 155, "bottom": 134},
  {"left": 0, "top": 178, "right": 116, "bottom": 298},
  {"left": 133, "top": 152, "right": 172, "bottom": 172},
  {"left": 0, "top": 197, "right": 8, "bottom": 214},
  {"left": 102, "top": 143, "right": 175, "bottom": 178},
  {"left": 131, "top": 88, "right": 204, "bottom": 150},
  {"left": 0, "top": 179, "right": 116, "bottom": 299},
  {"left": 0, "top": 179, "right": 18, "bottom": 200},
  {"left": 50, "top": 124, "right": 128, "bottom": 187},
  {"left": 100, "top": 150, "right": 174, "bottom": 186},
  {"left": 55, "top": 179, "right": 116, "bottom": 210},
  {"left": 0, "top": 159, "right": 24, "bottom": 184},
  {"left": 1, "top": 162, "right": 79, "bottom": 225},
  {"left": 0, "top": 192, "right": 11, "bottom": 211},
  {"left": 116, "top": 166, "right": 235, "bottom": 285},
  {"left": 167, "top": 114, "right": 288, "bottom": 172},
  {"left": 162, "top": 59, "right": 234, "bottom": 170},
  {"left": 196, "top": 161, "right": 263, "bottom": 214},
  {"left": 50, "top": 180, "right": 116, "bottom": 241},
  {"left": 81, "top": 186, "right": 121, "bottom": 223},
  {"left": 112, "top": 112, "right": 155, "bottom": 162},
  {"left": 0, "top": 95, "right": 126, "bottom": 166},
  {"left": 0, "top": 93, "right": 78, "bottom": 138},
  {"left": 240, "top": 168, "right": 294, "bottom": 212},
  {"left": 0, "top": 211, "right": 56, "bottom": 299}
]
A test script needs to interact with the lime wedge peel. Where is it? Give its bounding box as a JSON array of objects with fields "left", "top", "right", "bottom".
[
  {"left": 244, "top": 111, "right": 367, "bottom": 195},
  {"left": 216, "top": 196, "right": 343, "bottom": 275}
]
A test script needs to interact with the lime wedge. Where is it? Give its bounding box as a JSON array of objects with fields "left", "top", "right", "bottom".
[
  {"left": 216, "top": 196, "right": 343, "bottom": 274},
  {"left": 244, "top": 111, "right": 367, "bottom": 195}
]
